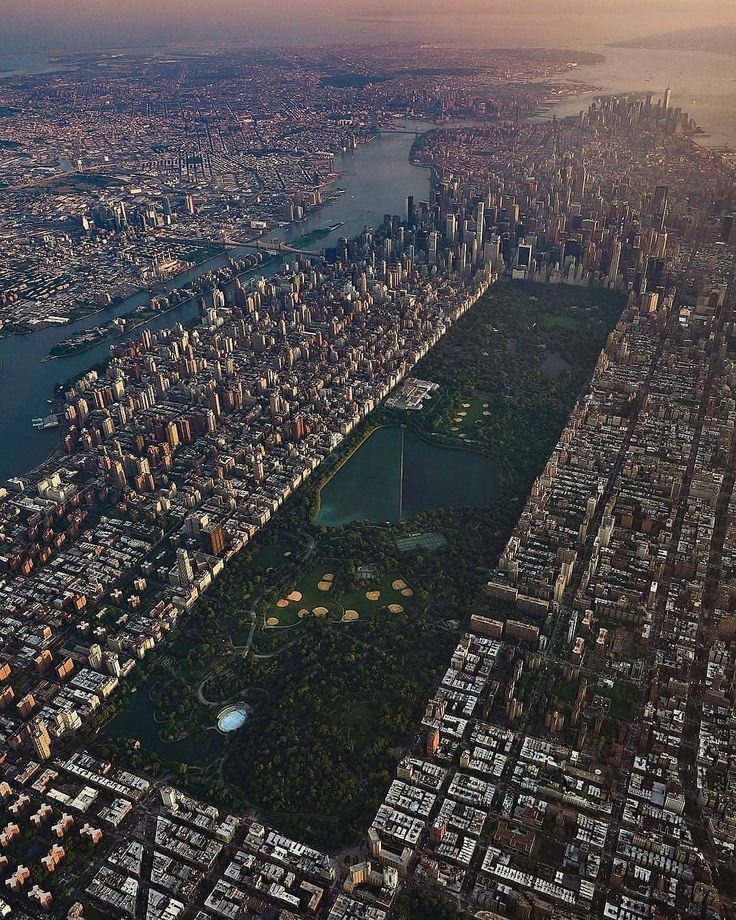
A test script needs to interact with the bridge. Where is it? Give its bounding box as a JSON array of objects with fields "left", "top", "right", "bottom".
[
  {"left": 377, "top": 128, "right": 423, "bottom": 137},
  {"left": 155, "top": 233, "right": 322, "bottom": 258},
  {"left": 222, "top": 238, "right": 323, "bottom": 257}
]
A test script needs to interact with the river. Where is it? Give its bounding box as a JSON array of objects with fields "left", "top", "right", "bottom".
[
  {"left": 2, "top": 42, "right": 735, "bottom": 481},
  {"left": 0, "top": 125, "right": 431, "bottom": 481}
]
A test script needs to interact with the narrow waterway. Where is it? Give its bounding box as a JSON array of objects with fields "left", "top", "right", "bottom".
[{"left": 0, "top": 124, "right": 431, "bottom": 480}]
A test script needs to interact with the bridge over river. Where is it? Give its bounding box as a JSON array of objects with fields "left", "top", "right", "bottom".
[{"left": 159, "top": 234, "right": 322, "bottom": 258}]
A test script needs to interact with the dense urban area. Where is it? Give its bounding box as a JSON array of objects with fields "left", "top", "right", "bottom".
[{"left": 0, "top": 39, "right": 735, "bottom": 920}]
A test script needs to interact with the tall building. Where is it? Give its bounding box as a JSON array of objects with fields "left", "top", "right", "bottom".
[
  {"left": 201, "top": 522, "right": 225, "bottom": 557},
  {"left": 445, "top": 213, "right": 457, "bottom": 243},
  {"left": 176, "top": 548, "right": 194, "bottom": 585},
  {"left": 577, "top": 165, "right": 587, "bottom": 199},
  {"left": 475, "top": 201, "right": 485, "bottom": 249},
  {"left": 664, "top": 87, "right": 671, "bottom": 113},
  {"left": 608, "top": 240, "right": 622, "bottom": 286},
  {"left": 517, "top": 242, "right": 533, "bottom": 270},
  {"left": 653, "top": 185, "right": 668, "bottom": 216},
  {"left": 31, "top": 720, "right": 52, "bottom": 762},
  {"left": 290, "top": 415, "right": 306, "bottom": 442}
]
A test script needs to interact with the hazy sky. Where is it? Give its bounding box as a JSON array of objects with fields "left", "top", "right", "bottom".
[{"left": 1, "top": 0, "right": 735, "bottom": 54}]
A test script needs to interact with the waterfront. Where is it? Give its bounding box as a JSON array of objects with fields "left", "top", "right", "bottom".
[
  {"left": 314, "top": 426, "right": 499, "bottom": 527},
  {"left": 2, "top": 41, "right": 736, "bottom": 483},
  {"left": 0, "top": 125, "right": 430, "bottom": 481},
  {"left": 536, "top": 46, "right": 736, "bottom": 149}
]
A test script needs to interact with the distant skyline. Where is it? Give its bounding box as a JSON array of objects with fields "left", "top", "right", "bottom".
[{"left": 1, "top": 0, "right": 735, "bottom": 54}]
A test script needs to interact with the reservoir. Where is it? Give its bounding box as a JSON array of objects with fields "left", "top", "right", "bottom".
[
  {"left": 315, "top": 427, "right": 499, "bottom": 528},
  {"left": 0, "top": 124, "right": 431, "bottom": 481}
]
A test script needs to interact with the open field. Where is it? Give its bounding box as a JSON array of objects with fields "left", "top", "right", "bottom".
[
  {"left": 265, "top": 567, "right": 415, "bottom": 627},
  {"left": 449, "top": 391, "right": 493, "bottom": 437}
]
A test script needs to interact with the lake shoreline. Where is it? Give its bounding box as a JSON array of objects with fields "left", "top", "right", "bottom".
[{"left": 314, "top": 424, "right": 499, "bottom": 528}]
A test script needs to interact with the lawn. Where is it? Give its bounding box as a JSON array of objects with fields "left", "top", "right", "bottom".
[
  {"left": 537, "top": 309, "right": 588, "bottom": 331},
  {"left": 448, "top": 391, "right": 493, "bottom": 438},
  {"left": 264, "top": 567, "right": 341, "bottom": 627},
  {"left": 339, "top": 570, "right": 416, "bottom": 621},
  {"left": 265, "top": 567, "right": 415, "bottom": 627},
  {"left": 250, "top": 532, "right": 301, "bottom": 571}
]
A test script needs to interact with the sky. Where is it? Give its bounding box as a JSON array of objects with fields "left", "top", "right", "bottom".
[{"left": 0, "top": 0, "right": 735, "bottom": 55}]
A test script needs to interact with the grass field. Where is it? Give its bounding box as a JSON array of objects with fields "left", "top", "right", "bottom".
[
  {"left": 264, "top": 567, "right": 340, "bottom": 627},
  {"left": 264, "top": 568, "right": 415, "bottom": 627},
  {"left": 536, "top": 305, "right": 592, "bottom": 331},
  {"left": 339, "top": 571, "right": 415, "bottom": 621},
  {"left": 448, "top": 392, "right": 493, "bottom": 438}
]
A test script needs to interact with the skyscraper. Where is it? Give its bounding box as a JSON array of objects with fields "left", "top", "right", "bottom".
[
  {"left": 476, "top": 201, "right": 485, "bottom": 249},
  {"left": 177, "top": 548, "right": 194, "bottom": 585},
  {"left": 31, "top": 719, "right": 52, "bottom": 762},
  {"left": 445, "top": 213, "right": 457, "bottom": 243},
  {"left": 608, "top": 240, "right": 622, "bottom": 287},
  {"left": 653, "top": 185, "right": 668, "bottom": 216},
  {"left": 517, "top": 242, "right": 532, "bottom": 270},
  {"left": 201, "top": 522, "right": 226, "bottom": 557}
]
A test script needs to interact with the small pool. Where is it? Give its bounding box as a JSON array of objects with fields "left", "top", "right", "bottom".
[{"left": 217, "top": 703, "right": 249, "bottom": 733}]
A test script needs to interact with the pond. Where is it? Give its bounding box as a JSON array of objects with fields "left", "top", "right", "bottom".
[
  {"left": 540, "top": 350, "right": 571, "bottom": 379},
  {"left": 102, "top": 686, "right": 224, "bottom": 765},
  {"left": 315, "top": 426, "right": 498, "bottom": 527}
]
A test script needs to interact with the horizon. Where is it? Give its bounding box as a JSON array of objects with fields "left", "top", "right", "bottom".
[{"left": 1, "top": 0, "right": 735, "bottom": 54}]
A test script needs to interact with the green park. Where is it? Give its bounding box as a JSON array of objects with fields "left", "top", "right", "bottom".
[{"left": 95, "top": 280, "right": 625, "bottom": 850}]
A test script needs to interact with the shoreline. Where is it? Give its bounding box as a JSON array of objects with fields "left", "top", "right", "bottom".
[
  {"left": 312, "top": 417, "right": 500, "bottom": 524},
  {"left": 0, "top": 246, "right": 228, "bottom": 342},
  {"left": 0, "top": 121, "right": 433, "bottom": 483},
  {"left": 42, "top": 255, "right": 281, "bottom": 362},
  {"left": 533, "top": 86, "right": 720, "bottom": 151},
  {"left": 0, "top": 134, "right": 379, "bottom": 347}
]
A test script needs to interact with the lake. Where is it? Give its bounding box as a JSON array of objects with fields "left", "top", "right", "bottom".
[
  {"left": 315, "top": 426, "right": 498, "bottom": 527},
  {"left": 102, "top": 685, "right": 224, "bottom": 765}
]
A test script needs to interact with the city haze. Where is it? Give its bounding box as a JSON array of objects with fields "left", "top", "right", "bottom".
[{"left": 1, "top": 0, "right": 735, "bottom": 52}]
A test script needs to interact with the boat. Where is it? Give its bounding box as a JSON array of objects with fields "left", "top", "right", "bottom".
[
  {"left": 328, "top": 221, "right": 344, "bottom": 231},
  {"left": 32, "top": 414, "right": 59, "bottom": 430}
]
